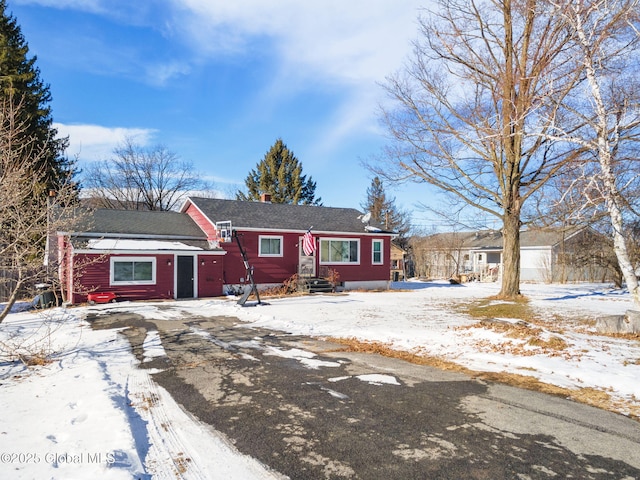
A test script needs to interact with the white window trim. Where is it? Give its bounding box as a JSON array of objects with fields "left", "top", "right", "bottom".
[
  {"left": 372, "top": 239, "right": 384, "bottom": 265},
  {"left": 258, "top": 235, "right": 284, "bottom": 257},
  {"left": 319, "top": 238, "right": 360, "bottom": 265},
  {"left": 110, "top": 256, "right": 157, "bottom": 285}
]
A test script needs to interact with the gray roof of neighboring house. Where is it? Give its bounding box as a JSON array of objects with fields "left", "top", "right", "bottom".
[
  {"left": 423, "top": 230, "right": 503, "bottom": 249},
  {"left": 424, "top": 228, "right": 585, "bottom": 249},
  {"left": 186, "top": 197, "right": 392, "bottom": 234},
  {"left": 520, "top": 229, "right": 582, "bottom": 248},
  {"left": 68, "top": 208, "right": 208, "bottom": 239}
]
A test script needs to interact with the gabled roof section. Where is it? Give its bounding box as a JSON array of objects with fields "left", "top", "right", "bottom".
[
  {"left": 390, "top": 240, "right": 408, "bottom": 254},
  {"left": 424, "top": 227, "right": 588, "bottom": 249},
  {"left": 68, "top": 209, "right": 208, "bottom": 240},
  {"left": 520, "top": 228, "right": 584, "bottom": 248},
  {"left": 424, "top": 230, "right": 502, "bottom": 249},
  {"left": 183, "top": 197, "right": 392, "bottom": 235}
]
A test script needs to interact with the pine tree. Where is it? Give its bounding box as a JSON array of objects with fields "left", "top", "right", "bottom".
[
  {"left": 236, "top": 138, "right": 321, "bottom": 205},
  {"left": 362, "top": 177, "right": 411, "bottom": 245},
  {"left": 0, "top": 0, "right": 73, "bottom": 191}
]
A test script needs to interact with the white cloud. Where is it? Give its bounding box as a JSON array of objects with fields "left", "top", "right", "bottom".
[
  {"left": 43, "top": 2, "right": 426, "bottom": 159},
  {"left": 173, "top": 1, "right": 423, "bottom": 85},
  {"left": 144, "top": 61, "right": 192, "bottom": 87},
  {"left": 19, "top": 1, "right": 424, "bottom": 90},
  {"left": 168, "top": 1, "right": 423, "bottom": 149},
  {"left": 54, "top": 123, "right": 156, "bottom": 162},
  {"left": 308, "top": 88, "right": 383, "bottom": 161}
]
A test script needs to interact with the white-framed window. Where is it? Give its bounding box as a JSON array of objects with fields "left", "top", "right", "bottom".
[
  {"left": 372, "top": 239, "right": 383, "bottom": 265},
  {"left": 259, "top": 235, "right": 283, "bottom": 257},
  {"left": 110, "top": 257, "right": 156, "bottom": 285},
  {"left": 320, "top": 238, "right": 359, "bottom": 264}
]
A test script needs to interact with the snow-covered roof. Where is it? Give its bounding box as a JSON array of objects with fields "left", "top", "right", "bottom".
[{"left": 87, "top": 239, "right": 203, "bottom": 251}]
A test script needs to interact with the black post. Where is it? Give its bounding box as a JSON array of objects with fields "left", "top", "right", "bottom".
[{"left": 233, "top": 231, "right": 261, "bottom": 305}]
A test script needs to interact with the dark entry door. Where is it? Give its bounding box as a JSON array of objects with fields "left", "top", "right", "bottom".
[{"left": 177, "top": 256, "right": 194, "bottom": 298}]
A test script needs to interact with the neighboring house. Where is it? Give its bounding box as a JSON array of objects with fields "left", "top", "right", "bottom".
[
  {"left": 390, "top": 242, "right": 407, "bottom": 281},
  {"left": 181, "top": 195, "right": 395, "bottom": 292},
  {"left": 58, "top": 195, "right": 395, "bottom": 303},
  {"left": 412, "top": 227, "right": 618, "bottom": 283}
]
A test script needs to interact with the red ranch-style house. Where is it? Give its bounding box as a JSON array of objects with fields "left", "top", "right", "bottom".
[
  {"left": 58, "top": 195, "right": 395, "bottom": 303},
  {"left": 58, "top": 209, "right": 226, "bottom": 304}
]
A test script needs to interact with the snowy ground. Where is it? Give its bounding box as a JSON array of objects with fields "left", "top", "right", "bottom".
[{"left": 0, "top": 280, "right": 639, "bottom": 479}]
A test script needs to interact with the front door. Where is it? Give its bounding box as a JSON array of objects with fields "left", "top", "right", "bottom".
[
  {"left": 299, "top": 237, "right": 316, "bottom": 277},
  {"left": 177, "top": 255, "right": 195, "bottom": 298}
]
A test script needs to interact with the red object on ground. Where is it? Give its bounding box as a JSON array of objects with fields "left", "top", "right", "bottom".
[{"left": 87, "top": 292, "right": 117, "bottom": 304}]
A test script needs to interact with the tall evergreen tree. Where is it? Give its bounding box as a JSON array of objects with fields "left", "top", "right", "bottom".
[
  {"left": 362, "top": 176, "right": 411, "bottom": 245},
  {"left": 236, "top": 138, "right": 321, "bottom": 205},
  {"left": 0, "top": 0, "right": 72, "bottom": 191}
]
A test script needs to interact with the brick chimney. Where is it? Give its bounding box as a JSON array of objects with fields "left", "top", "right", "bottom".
[{"left": 260, "top": 193, "right": 272, "bottom": 203}]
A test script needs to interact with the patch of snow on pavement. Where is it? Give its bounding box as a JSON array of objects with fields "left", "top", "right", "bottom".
[
  {"left": 356, "top": 374, "right": 401, "bottom": 386},
  {"left": 322, "top": 387, "right": 349, "bottom": 399},
  {"left": 327, "top": 374, "right": 401, "bottom": 386},
  {"left": 264, "top": 346, "right": 342, "bottom": 369},
  {"left": 142, "top": 330, "right": 166, "bottom": 362}
]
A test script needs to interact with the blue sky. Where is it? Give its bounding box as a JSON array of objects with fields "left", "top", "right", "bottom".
[{"left": 8, "top": 0, "right": 440, "bottom": 225}]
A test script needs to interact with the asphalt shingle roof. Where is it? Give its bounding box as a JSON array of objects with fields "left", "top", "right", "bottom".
[
  {"left": 425, "top": 228, "right": 583, "bottom": 249},
  {"left": 75, "top": 209, "right": 208, "bottom": 239},
  {"left": 520, "top": 229, "right": 579, "bottom": 248},
  {"left": 187, "top": 197, "right": 389, "bottom": 234}
]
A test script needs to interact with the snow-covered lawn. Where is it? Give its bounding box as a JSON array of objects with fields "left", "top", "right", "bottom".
[{"left": 0, "top": 280, "right": 638, "bottom": 478}]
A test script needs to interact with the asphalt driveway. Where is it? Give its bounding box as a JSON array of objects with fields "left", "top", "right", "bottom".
[{"left": 88, "top": 310, "right": 640, "bottom": 479}]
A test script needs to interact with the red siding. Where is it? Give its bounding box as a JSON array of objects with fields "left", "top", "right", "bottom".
[
  {"left": 318, "top": 234, "right": 390, "bottom": 283},
  {"left": 67, "top": 250, "right": 226, "bottom": 304},
  {"left": 222, "top": 230, "right": 391, "bottom": 285},
  {"left": 196, "top": 254, "right": 224, "bottom": 297},
  {"left": 182, "top": 202, "right": 393, "bottom": 287},
  {"left": 223, "top": 231, "right": 301, "bottom": 284},
  {"left": 184, "top": 203, "right": 217, "bottom": 240},
  {"left": 70, "top": 253, "right": 176, "bottom": 303}
]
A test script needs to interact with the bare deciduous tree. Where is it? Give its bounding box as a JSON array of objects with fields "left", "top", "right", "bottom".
[
  {"left": 409, "top": 230, "right": 469, "bottom": 280},
  {"left": 0, "top": 96, "right": 81, "bottom": 322},
  {"left": 84, "top": 138, "right": 215, "bottom": 211},
  {"left": 374, "top": 0, "right": 579, "bottom": 299}
]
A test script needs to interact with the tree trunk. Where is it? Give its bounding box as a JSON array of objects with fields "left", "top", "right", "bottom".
[
  {"left": 498, "top": 0, "right": 523, "bottom": 300},
  {"left": 574, "top": 11, "right": 640, "bottom": 308},
  {"left": 0, "top": 274, "right": 23, "bottom": 323},
  {"left": 594, "top": 99, "right": 640, "bottom": 307},
  {"left": 604, "top": 175, "right": 640, "bottom": 305},
  {"left": 500, "top": 208, "right": 522, "bottom": 298}
]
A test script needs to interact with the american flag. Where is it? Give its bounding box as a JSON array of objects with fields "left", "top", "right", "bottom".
[{"left": 302, "top": 230, "right": 316, "bottom": 256}]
